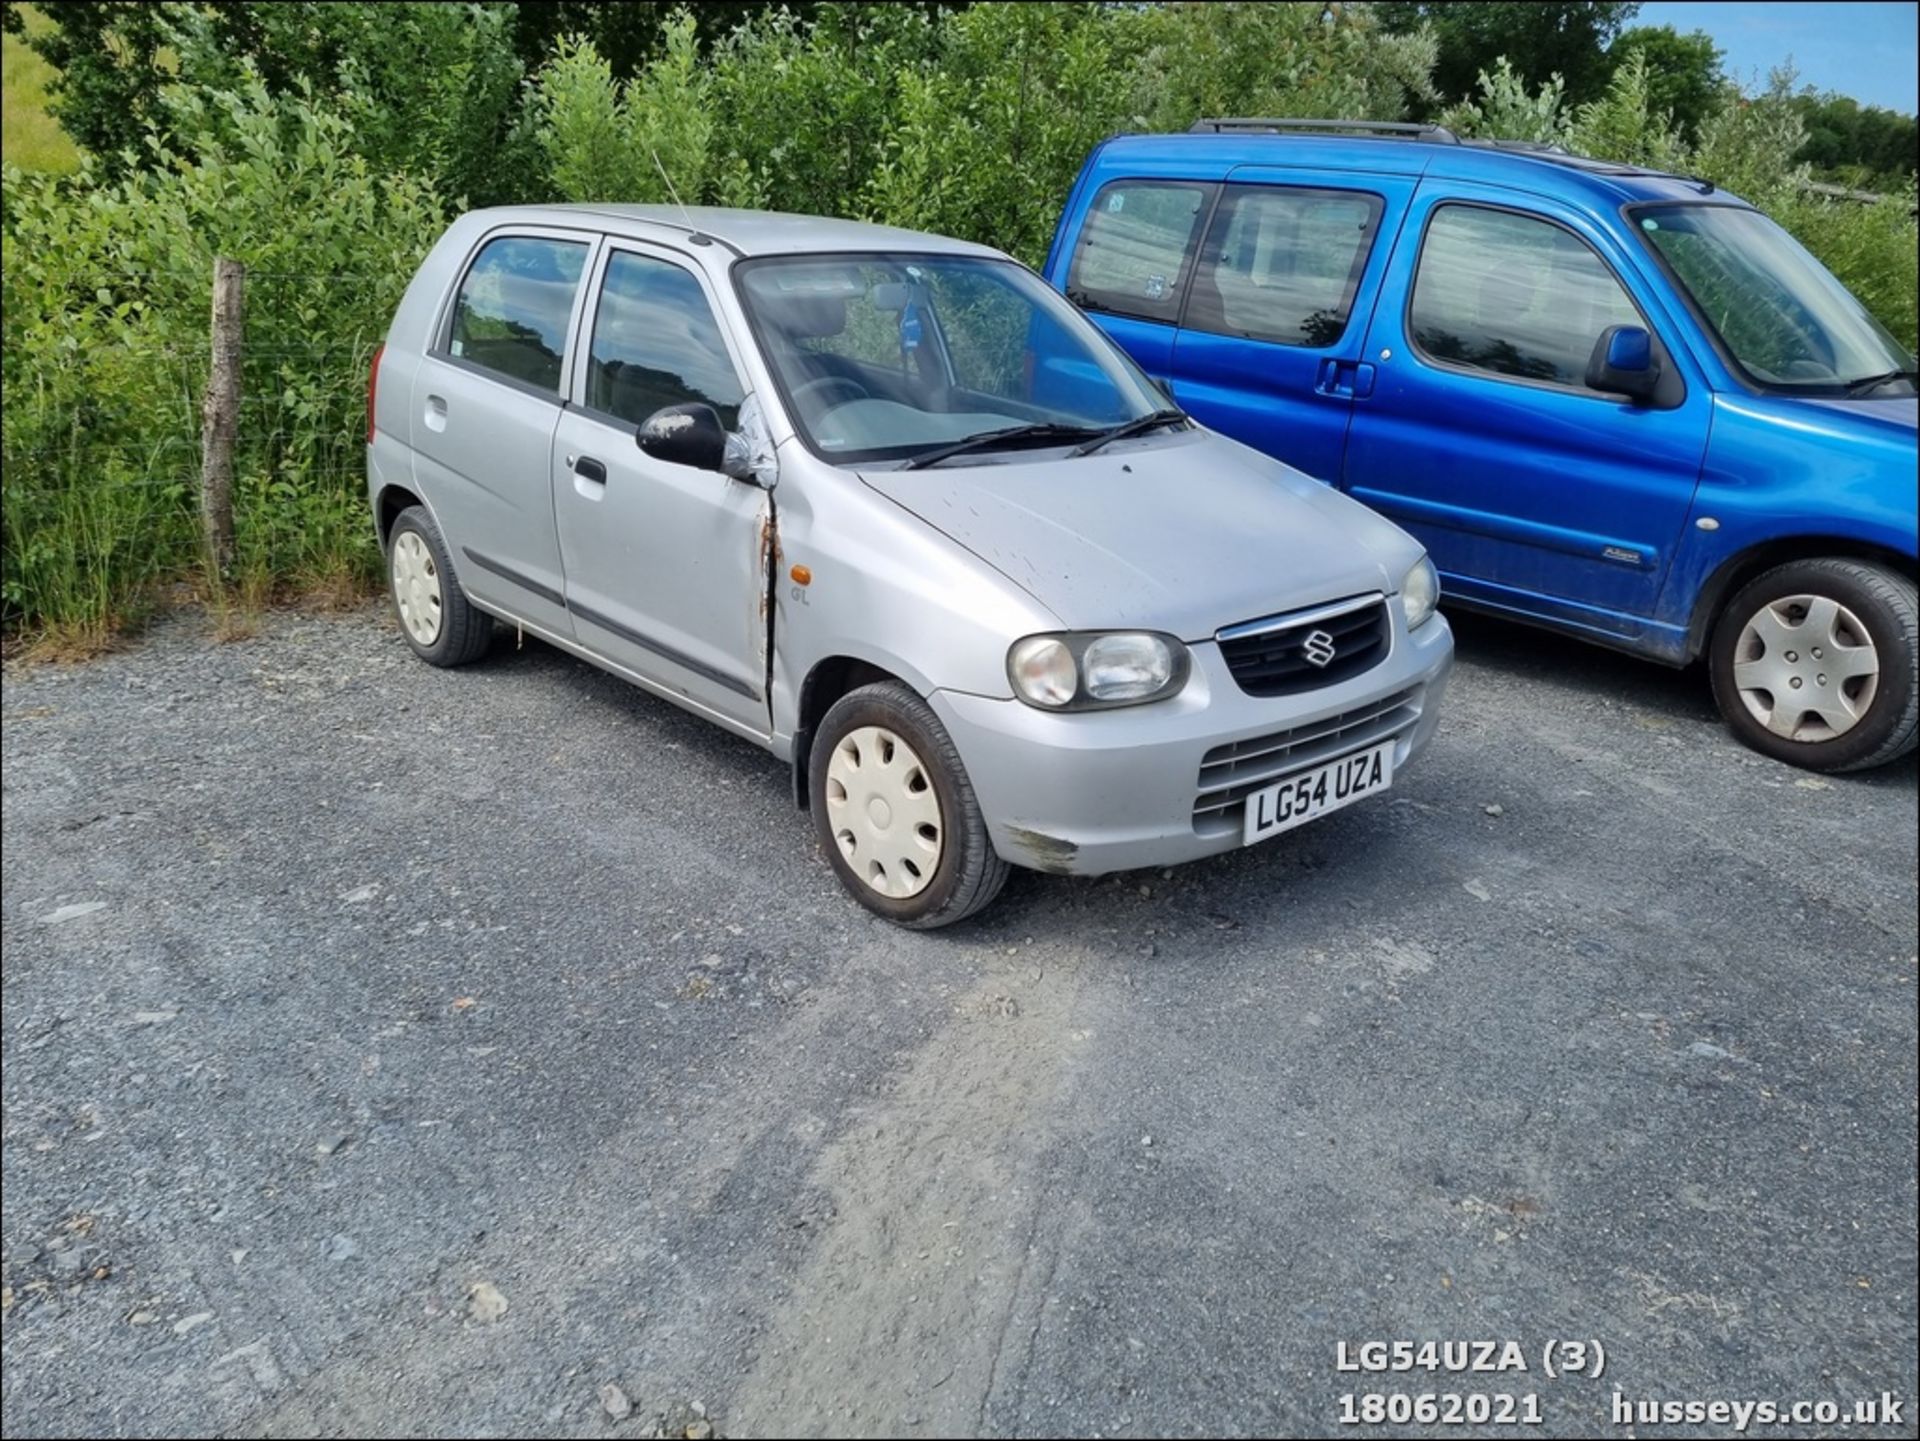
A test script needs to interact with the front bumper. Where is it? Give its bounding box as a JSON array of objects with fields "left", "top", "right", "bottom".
[{"left": 931, "top": 611, "right": 1453, "bottom": 876}]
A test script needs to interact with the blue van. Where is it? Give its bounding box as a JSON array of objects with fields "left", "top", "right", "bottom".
[{"left": 1043, "top": 120, "right": 1918, "bottom": 772}]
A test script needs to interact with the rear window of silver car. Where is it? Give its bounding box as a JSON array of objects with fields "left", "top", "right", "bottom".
[{"left": 446, "top": 235, "right": 588, "bottom": 394}]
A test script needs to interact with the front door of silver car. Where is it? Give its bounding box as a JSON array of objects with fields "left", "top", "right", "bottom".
[{"left": 550, "top": 242, "right": 771, "bottom": 734}]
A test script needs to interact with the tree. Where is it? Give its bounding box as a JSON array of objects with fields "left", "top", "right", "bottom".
[
  {"left": 1, "top": 1, "right": 180, "bottom": 171},
  {"left": 1376, "top": 2, "right": 1642, "bottom": 109},
  {"left": 1791, "top": 89, "right": 1918, "bottom": 191},
  {"left": 1132, "top": 1, "right": 1437, "bottom": 133},
  {"left": 159, "top": 3, "right": 531, "bottom": 206},
  {"left": 3, "top": 0, "right": 972, "bottom": 196},
  {"left": 1608, "top": 25, "right": 1725, "bottom": 143},
  {"left": 507, "top": 1, "right": 965, "bottom": 80}
]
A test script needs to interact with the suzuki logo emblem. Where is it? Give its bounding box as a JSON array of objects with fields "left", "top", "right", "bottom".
[{"left": 1302, "top": 629, "right": 1337, "bottom": 668}]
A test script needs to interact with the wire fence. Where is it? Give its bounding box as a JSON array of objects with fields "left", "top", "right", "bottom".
[{"left": 4, "top": 260, "right": 389, "bottom": 633}]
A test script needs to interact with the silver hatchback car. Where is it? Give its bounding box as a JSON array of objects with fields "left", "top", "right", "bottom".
[{"left": 367, "top": 206, "right": 1454, "bottom": 926}]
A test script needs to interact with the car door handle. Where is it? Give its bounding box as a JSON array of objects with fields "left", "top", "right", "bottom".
[
  {"left": 1314, "top": 360, "right": 1376, "bottom": 399},
  {"left": 573, "top": 456, "right": 607, "bottom": 484}
]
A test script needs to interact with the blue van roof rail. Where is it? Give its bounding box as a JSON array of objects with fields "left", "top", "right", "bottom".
[
  {"left": 1175, "top": 120, "right": 1716, "bottom": 188},
  {"left": 1462, "top": 137, "right": 1569, "bottom": 155},
  {"left": 1187, "top": 118, "right": 1462, "bottom": 142}
]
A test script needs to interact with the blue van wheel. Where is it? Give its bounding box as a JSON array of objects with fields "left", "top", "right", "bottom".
[{"left": 1709, "top": 559, "right": 1918, "bottom": 773}]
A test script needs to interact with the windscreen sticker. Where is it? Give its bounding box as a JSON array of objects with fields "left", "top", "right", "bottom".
[
  {"left": 1144, "top": 274, "right": 1168, "bottom": 300},
  {"left": 1107, "top": 193, "right": 1126, "bottom": 212}
]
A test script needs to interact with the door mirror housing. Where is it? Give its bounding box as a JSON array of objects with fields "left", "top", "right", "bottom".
[
  {"left": 1586, "top": 324, "right": 1660, "bottom": 404},
  {"left": 637, "top": 403, "right": 736, "bottom": 476}
]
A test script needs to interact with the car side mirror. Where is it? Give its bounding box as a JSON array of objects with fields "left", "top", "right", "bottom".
[
  {"left": 638, "top": 403, "right": 736, "bottom": 476},
  {"left": 1586, "top": 324, "right": 1659, "bottom": 404}
]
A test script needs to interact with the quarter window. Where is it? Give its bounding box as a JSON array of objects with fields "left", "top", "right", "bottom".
[
  {"left": 587, "top": 251, "right": 745, "bottom": 428},
  {"left": 1186, "top": 186, "right": 1384, "bottom": 347},
  {"left": 447, "top": 235, "right": 589, "bottom": 394},
  {"left": 1066, "top": 180, "right": 1215, "bottom": 324},
  {"left": 1409, "top": 206, "right": 1642, "bottom": 388}
]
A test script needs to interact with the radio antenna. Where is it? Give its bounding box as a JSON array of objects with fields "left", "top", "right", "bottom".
[{"left": 651, "top": 149, "right": 693, "bottom": 226}]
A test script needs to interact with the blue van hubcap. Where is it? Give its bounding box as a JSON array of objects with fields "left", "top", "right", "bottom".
[{"left": 1732, "top": 594, "right": 1880, "bottom": 742}]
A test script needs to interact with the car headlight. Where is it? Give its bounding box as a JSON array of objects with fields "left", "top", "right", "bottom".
[
  {"left": 1400, "top": 555, "right": 1440, "bottom": 631},
  {"left": 1007, "top": 631, "right": 1190, "bottom": 710},
  {"left": 1008, "top": 635, "right": 1078, "bottom": 707}
]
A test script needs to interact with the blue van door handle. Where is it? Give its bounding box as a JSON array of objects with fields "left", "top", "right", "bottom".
[{"left": 1315, "top": 360, "right": 1376, "bottom": 399}]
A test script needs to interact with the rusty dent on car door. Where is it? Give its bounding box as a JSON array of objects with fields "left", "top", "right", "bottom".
[{"left": 758, "top": 499, "right": 779, "bottom": 708}]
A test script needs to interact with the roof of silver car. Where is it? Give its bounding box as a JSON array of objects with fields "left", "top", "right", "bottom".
[{"left": 492, "top": 204, "right": 1006, "bottom": 259}]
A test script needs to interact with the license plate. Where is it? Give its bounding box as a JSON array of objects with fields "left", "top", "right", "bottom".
[{"left": 1243, "top": 740, "right": 1395, "bottom": 845}]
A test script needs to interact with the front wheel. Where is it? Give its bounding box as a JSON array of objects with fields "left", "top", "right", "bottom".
[
  {"left": 1708, "top": 558, "right": 1917, "bottom": 772},
  {"left": 808, "top": 681, "right": 1009, "bottom": 928}
]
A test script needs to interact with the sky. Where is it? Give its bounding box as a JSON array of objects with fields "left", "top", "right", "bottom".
[{"left": 1634, "top": 2, "right": 1919, "bottom": 113}]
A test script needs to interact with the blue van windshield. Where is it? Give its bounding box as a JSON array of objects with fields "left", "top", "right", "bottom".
[{"left": 1635, "top": 205, "right": 1914, "bottom": 395}]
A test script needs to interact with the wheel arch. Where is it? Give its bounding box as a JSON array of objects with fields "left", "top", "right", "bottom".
[
  {"left": 790, "top": 654, "right": 916, "bottom": 809},
  {"left": 374, "top": 483, "right": 427, "bottom": 549},
  {"left": 1687, "top": 536, "right": 1919, "bottom": 661}
]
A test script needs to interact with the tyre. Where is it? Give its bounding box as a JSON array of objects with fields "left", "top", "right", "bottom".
[
  {"left": 386, "top": 505, "right": 493, "bottom": 667},
  {"left": 808, "top": 681, "right": 1010, "bottom": 928},
  {"left": 1708, "top": 558, "right": 1918, "bottom": 772}
]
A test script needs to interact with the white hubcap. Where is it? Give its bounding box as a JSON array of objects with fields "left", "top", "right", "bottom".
[
  {"left": 1733, "top": 593, "right": 1879, "bottom": 742},
  {"left": 825, "top": 725, "right": 943, "bottom": 898},
  {"left": 391, "top": 531, "right": 443, "bottom": 647}
]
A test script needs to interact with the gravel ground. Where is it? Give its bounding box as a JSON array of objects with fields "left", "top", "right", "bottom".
[{"left": 2, "top": 602, "right": 1915, "bottom": 1440}]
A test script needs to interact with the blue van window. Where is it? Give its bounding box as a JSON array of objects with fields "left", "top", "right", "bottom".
[
  {"left": 1186, "top": 185, "right": 1384, "bottom": 347},
  {"left": 587, "top": 251, "right": 744, "bottom": 429},
  {"left": 447, "top": 235, "right": 589, "bottom": 394},
  {"left": 1066, "top": 180, "right": 1215, "bottom": 324},
  {"left": 1636, "top": 204, "right": 1912, "bottom": 392},
  {"left": 1409, "top": 205, "right": 1640, "bottom": 388}
]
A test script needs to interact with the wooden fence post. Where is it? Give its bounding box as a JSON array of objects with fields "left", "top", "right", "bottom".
[{"left": 200, "top": 256, "right": 244, "bottom": 579}]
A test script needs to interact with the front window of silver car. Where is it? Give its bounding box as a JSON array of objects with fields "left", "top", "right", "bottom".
[
  {"left": 1634, "top": 205, "right": 1916, "bottom": 396},
  {"left": 736, "top": 254, "right": 1175, "bottom": 464}
]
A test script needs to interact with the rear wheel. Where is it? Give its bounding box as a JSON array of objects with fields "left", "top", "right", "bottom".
[
  {"left": 1708, "top": 558, "right": 1917, "bottom": 772},
  {"left": 387, "top": 506, "right": 493, "bottom": 667},
  {"left": 808, "top": 681, "right": 1008, "bottom": 928}
]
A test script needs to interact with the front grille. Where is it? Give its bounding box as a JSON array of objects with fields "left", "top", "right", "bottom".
[
  {"left": 1217, "top": 594, "right": 1390, "bottom": 697},
  {"left": 1193, "top": 686, "right": 1422, "bottom": 827}
]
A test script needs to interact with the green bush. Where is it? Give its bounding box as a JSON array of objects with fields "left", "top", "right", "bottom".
[
  {"left": 2, "top": 79, "right": 441, "bottom": 643},
  {"left": 706, "top": 3, "right": 944, "bottom": 217},
  {"left": 3, "top": 2, "right": 1913, "bottom": 645},
  {"left": 862, "top": 3, "right": 1155, "bottom": 265},
  {"left": 535, "top": 13, "right": 711, "bottom": 206}
]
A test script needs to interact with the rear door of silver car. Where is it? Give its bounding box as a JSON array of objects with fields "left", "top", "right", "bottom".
[{"left": 412, "top": 226, "right": 599, "bottom": 637}]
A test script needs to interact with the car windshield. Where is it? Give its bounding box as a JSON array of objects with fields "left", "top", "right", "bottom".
[
  {"left": 735, "top": 252, "right": 1169, "bottom": 464},
  {"left": 1635, "top": 204, "right": 1915, "bottom": 394}
]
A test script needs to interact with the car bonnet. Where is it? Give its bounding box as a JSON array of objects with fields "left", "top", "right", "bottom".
[{"left": 859, "top": 430, "right": 1423, "bottom": 642}]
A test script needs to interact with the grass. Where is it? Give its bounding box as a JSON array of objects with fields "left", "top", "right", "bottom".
[{"left": 2, "top": 5, "right": 81, "bottom": 173}]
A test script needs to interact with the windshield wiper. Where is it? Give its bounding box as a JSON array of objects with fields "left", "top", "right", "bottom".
[
  {"left": 900, "top": 422, "right": 1101, "bottom": 470},
  {"left": 1066, "top": 408, "right": 1190, "bottom": 457},
  {"left": 1843, "top": 368, "right": 1920, "bottom": 396}
]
